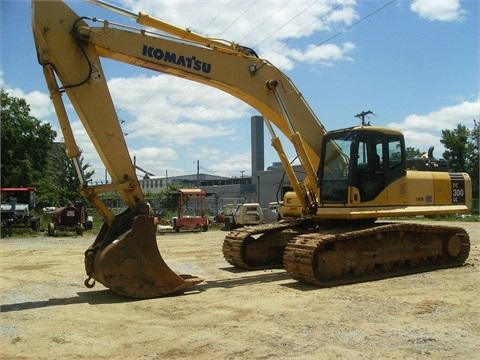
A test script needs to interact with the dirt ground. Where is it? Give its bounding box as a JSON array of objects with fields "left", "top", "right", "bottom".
[{"left": 1, "top": 220, "right": 479, "bottom": 359}]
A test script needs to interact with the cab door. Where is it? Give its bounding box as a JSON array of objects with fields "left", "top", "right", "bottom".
[{"left": 351, "top": 131, "right": 405, "bottom": 203}]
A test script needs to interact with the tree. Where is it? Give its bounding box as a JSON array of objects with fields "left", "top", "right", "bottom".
[
  {"left": 441, "top": 122, "right": 479, "bottom": 198},
  {"left": 1, "top": 89, "right": 57, "bottom": 187},
  {"left": 405, "top": 147, "right": 422, "bottom": 159},
  {"left": 36, "top": 143, "right": 95, "bottom": 207},
  {"left": 441, "top": 124, "right": 471, "bottom": 171},
  {"left": 467, "top": 120, "right": 479, "bottom": 198},
  {"left": 144, "top": 184, "right": 182, "bottom": 215}
]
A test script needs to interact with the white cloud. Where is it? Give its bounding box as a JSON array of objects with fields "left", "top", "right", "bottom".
[
  {"left": 131, "top": 122, "right": 236, "bottom": 146},
  {"left": 0, "top": 72, "right": 61, "bottom": 142},
  {"left": 193, "top": 146, "right": 223, "bottom": 162},
  {"left": 387, "top": 96, "right": 480, "bottom": 155},
  {"left": 301, "top": 42, "right": 356, "bottom": 65},
  {"left": 130, "top": 146, "right": 178, "bottom": 175},
  {"left": 208, "top": 152, "right": 252, "bottom": 177},
  {"left": 69, "top": 120, "right": 102, "bottom": 168},
  {"left": 108, "top": 74, "right": 251, "bottom": 123},
  {"left": 106, "top": 75, "right": 248, "bottom": 146},
  {"left": 116, "top": 0, "right": 359, "bottom": 71},
  {"left": 410, "top": 0, "right": 465, "bottom": 22},
  {"left": 122, "top": 1, "right": 358, "bottom": 38},
  {"left": 1, "top": 85, "right": 54, "bottom": 120},
  {"left": 132, "top": 146, "right": 178, "bottom": 162}
]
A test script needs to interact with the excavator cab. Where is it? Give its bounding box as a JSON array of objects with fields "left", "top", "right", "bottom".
[{"left": 319, "top": 126, "right": 406, "bottom": 204}]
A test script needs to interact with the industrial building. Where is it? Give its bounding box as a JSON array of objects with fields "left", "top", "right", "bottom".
[{"left": 138, "top": 116, "right": 306, "bottom": 210}]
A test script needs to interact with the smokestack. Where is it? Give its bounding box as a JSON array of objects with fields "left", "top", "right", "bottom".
[{"left": 251, "top": 115, "right": 264, "bottom": 176}]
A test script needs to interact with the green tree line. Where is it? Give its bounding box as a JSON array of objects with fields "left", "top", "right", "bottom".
[{"left": 1, "top": 89, "right": 94, "bottom": 207}]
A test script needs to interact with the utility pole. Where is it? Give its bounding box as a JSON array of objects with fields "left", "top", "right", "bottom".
[
  {"left": 196, "top": 160, "right": 200, "bottom": 187},
  {"left": 354, "top": 110, "right": 375, "bottom": 126}
]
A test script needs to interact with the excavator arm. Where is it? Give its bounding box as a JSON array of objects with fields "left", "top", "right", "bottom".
[
  {"left": 32, "top": 0, "right": 328, "bottom": 298},
  {"left": 33, "top": 0, "right": 328, "bottom": 209}
]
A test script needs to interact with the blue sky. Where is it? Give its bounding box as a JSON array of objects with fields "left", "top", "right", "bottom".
[{"left": 1, "top": 0, "right": 479, "bottom": 183}]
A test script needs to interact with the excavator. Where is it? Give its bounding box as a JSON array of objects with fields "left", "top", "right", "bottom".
[{"left": 32, "top": 0, "right": 472, "bottom": 298}]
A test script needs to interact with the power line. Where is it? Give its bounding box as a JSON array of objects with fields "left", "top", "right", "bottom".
[
  {"left": 218, "top": 1, "right": 258, "bottom": 37},
  {"left": 280, "top": 0, "right": 397, "bottom": 69},
  {"left": 238, "top": 1, "right": 291, "bottom": 43},
  {"left": 126, "top": 1, "right": 327, "bottom": 143},
  {"left": 200, "top": 0, "right": 234, "bottom": 33},
  {"left": 253, "top": 0, "right": 341, "bottom": 51},
  {"left": 116, "top": 1, "right": 396, "bottom": 151}
]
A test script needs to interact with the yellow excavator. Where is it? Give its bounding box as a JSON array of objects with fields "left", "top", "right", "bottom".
[{"left": 32, "top": 0, "right": 472, "bottom": 298}]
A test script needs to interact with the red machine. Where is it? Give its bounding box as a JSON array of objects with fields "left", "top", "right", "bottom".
[
  {"left": 47, "top": 200, "right": 92, "bottom": 236},
  {"left": 47, "top": 206, "right": 84, "bottom": 236},
  {"left": 171, "top": 189, "right": 209, "bottom": 232}
]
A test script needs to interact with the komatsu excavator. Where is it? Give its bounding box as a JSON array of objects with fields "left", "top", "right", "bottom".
[{"left": 32, "top": 0, "right": 472, "bottom": 298}]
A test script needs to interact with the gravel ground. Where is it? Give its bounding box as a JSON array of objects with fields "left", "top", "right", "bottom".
[{"left": 1, "top": 220, "right": 479, "bottom": 359}]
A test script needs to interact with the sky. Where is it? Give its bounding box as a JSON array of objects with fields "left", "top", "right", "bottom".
[{"left": 1, "top": 0, "right": 479, "bottom": 183}]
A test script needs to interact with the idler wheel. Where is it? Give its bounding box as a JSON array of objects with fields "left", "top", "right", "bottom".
[{"left": 446, "top": 235, "right": 462, "bottom": 258}]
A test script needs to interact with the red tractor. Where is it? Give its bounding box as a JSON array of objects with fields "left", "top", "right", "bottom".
[
  {"left": 47, "top": 201, "right": 92, "bottom": 236},
  {"left": 171, "top": 189, "right": 209, "bottom": 232}
]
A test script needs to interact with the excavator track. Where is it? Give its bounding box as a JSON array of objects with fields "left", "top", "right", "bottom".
[
  {"left": 222, "top": 220, "right": 309, "bottom": 270},
  {"left": 223, "top": 220, "right": 470, "bottom": 287},
  {"left": 283, "top": 222, "right": 470, "bottom": 287}
]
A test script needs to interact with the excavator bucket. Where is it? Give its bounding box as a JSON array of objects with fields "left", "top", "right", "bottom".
[{"left": 84, "top": 210, "right": 203, "bottom": 298}]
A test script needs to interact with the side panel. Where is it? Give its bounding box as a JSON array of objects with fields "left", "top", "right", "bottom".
[
  {"left": 404, "top": 171, "right": 435, "bottom": 205},
  {"left": 402, "top": 171, "right": 469, "bottom": 206},
  {"left": 316, "top": 171, "right": 471, "bottom": 219},
  {"left": 349, "top": 170, "right": 471, "bottom": 208}
]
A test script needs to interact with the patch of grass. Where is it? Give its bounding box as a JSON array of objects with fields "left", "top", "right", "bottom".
[{"left": 386, "top": 214, "right": 479, "bottom": 222}]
